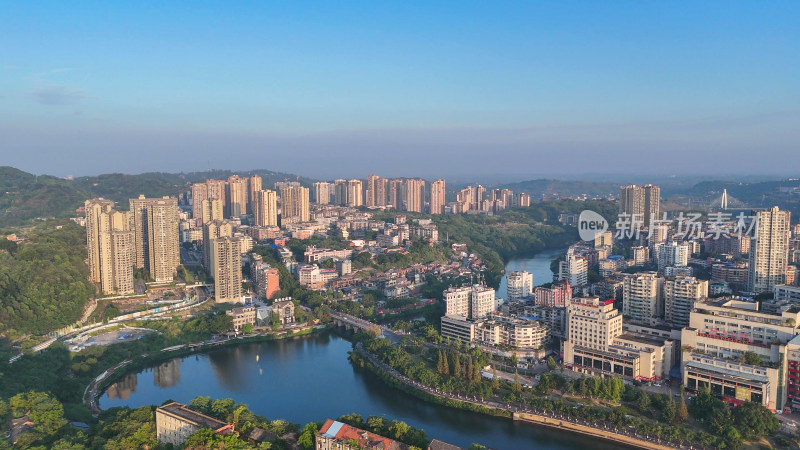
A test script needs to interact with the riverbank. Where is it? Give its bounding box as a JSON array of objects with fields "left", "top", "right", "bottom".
[
  {"left": 85, "top": 324, "right": 329, "bottom": 414},
  {"left": 352, "top": 344, "right": 679, "bottom": 450}
]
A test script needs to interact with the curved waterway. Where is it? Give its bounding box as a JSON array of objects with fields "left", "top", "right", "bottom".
[
  {"left": 101, "top": 332, "right": 622, "bottom": 449},
  {"left": 497, "top": 248, "right": 565, "bottom": 300}
]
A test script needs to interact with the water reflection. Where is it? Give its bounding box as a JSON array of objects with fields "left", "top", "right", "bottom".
[
  {"left": 106, "top": 373, "right": 138, "bottom": 400},
  {"left": 154, "top": 359, "right": 181, "bottom": 388}
]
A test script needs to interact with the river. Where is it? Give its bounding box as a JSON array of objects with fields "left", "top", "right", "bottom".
[
  {"left": 101, "top": 250, "right": 620, "bottom": 449},
  {"left": 496, "top": 248, "right": 565, "bottom": 300}
]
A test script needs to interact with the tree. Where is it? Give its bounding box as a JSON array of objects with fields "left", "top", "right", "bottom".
[
  {"left": 189, "top": 396, "right": 211, "bottom": 414},
  {"left": 676, "top": 387, "right": 689, "bottom": 423},
  {"left": 271, "top": 312, "right": 281, "bottom": 331},
  {"left": 739, "top": 351, "right": 762, "bottom": 366},
  {"left": 661, "top": 397, "right": 676, "bottom": 423},
  {"left": 297, "top": 422, "right": 318, "bottom": 450},
  {"left": 546, "top": 356, "right": 557, "bottom": 371},
  {"left": 731, "top": 401, "right": 780, "bottom": 439},
  {"left": 637, "top": 390, "right": 651, "bottom": 412},
  {"left": 689, "top": 387, "right": 721, "bottom": 421},
  {"left": 491, "top": 368, "right": 500, "bottom": 390},
  {"left": 242, "top": 323, "right": 254, "bottom": 334},
  {"left": 512, "top": 372, "right": 522, "bottom": 395},
  {"left": 466, "top": 356, "right": 474, "bottom": 382}
]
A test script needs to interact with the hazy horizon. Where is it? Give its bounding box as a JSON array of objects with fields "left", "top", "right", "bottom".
[{"left": 2, "top": 2, "right": 799, "bottom": 178}]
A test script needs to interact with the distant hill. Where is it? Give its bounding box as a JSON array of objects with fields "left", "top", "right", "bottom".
[
  {"left": 0, "top": 166, "right": 314, "bottom": 227},
  {"left": 666, "top": 178, "right": 800, "bottom": 217},
  {"left": 492, "top": 179, "right": 620, "bottom": 199}
]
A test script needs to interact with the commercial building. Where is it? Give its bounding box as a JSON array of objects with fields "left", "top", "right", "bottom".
[
  {"left": 663, "top": 276, "right": 708, "bottom": 329},
  {"left": 155, "top": 402, "right": 236, "bottom": 447},
  {"left": 681, "top": 297, "right": 800, "bottom": 410},
  {"left": 129, "top": 195, "right": 180, "bottom": 283},
  {"left": 622, "top": 272, "right": 663, "bottom": 324},
  {"left": 430, "top": 179, "right": 446, "bottom": 215},
  {"left": 563, "top": 296, "right": 673, "bottom": 381},
  {"left": 85, "top": 198, "right": 135, "bottom": 295},
  {"left": 506, "top": 271, "right": 533, "bottom": 302},
  {"left": 748, "top": 207, "right": 792, "bottom": 293},
  {"left": 211, "top": 236, "right": 243, "bottom": 303}
]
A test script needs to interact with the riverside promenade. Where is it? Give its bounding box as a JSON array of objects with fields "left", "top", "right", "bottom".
[{"left": 355, "top": 342, "right": 682, "bottom": 450}]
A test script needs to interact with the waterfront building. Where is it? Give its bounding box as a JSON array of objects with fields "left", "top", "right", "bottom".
[
  {"left": 156, "top": 402, "right": 236, "bottom": 446},
  {"left": 226, "top": 305, "right": 256, "bottom": 330},
  {"left": 441, "top": 314, "right": 548, "bottom": 352},
  {"left": 271, "top": 298, "right": 295, "bottom": 325},
  {"left": 317, "top": 419, "right": 406, "bottom": 450},
  {"left": 558, "top": 249, "right": 588, "bottom": 287},
  {"left": 211, "top": 236, "right": 243, "bottom": 303},
  {"left": 506, "top": 271, "right": 533, "bottom": 302},
  {"left": 748, "top": 207, "right": 792, "bottom": 293}
]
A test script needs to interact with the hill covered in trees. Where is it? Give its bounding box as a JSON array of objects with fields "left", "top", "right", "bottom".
[{"left": 0, "top": 166, "right": 313, "bottom": 227}]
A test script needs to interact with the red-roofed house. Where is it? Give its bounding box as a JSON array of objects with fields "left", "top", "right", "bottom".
[{"left": 316, "top": 419, "right": 407, "bottom": 450}]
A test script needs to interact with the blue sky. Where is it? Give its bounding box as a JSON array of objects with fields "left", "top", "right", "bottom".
[{"left": 1, "top": 1, "right": 798, "bottom": 179}]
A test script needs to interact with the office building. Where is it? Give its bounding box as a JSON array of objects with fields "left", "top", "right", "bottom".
[
  {"left": 211, "top": 236, "right": 243, "bottom": 303},
  {"left": 663, "top": 276, "right": 708, "bottom": 329},
  {"left": 430, "top": 179, "right": 446, "bottom": 214},
  {"left": 405, "top": 178, "right": 425, "bottom": 213},
  {"left": 129, "top": 195, "right": 180, "bottom": 283},
  {"left": 280, "top": 186, "right": 310, "bottom": 223},
  {"left": 622, "top": 272, "right": 663, "bottom": 324},
  {"left": 85, "top": 199, "right": 135, "bottom": 295},
  {"left": 313, "top": 181, "right": 331, "bottom": 205},
  {"left": 156, "top": 402, "right": 235, "bottom": 447},
  {"left": 506, "top": 271, "right": 533, "bottom": 302},
  {"left": 253, "top": 189, "right": 278, "bottom": 227},
  {"left": 748, "top": 207, "right": 792, "bottom": 293}
]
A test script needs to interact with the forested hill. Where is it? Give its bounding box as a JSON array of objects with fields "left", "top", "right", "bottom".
[
  {"left": 0, "top": 166, "right": 312, "bottom": 227},
  {"left": 492, "top": 178, "right": 619, "bottom": 199}
]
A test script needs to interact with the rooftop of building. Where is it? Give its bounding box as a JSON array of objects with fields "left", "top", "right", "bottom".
[
  {"left": 615, "top": 332, "right": 671, "bottom": 346},
  {"left": 319, "top": 419, "right": 405, "bottom": 450},
  {"left": 157, "top": 402, "right": 229, "bottom": 430}
]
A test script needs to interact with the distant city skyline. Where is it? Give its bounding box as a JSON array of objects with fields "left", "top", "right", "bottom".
[{"left": 2, "top": 2, "right": 799, "bottom": 177}]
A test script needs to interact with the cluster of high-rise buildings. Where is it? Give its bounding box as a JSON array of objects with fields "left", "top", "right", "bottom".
[
  {"left": 311, "top": 176, "right": 447, "bottom": 214},
  {"left": 86, "top": 195, "right": 180, "bottom": 295},
  {"left": 451, "top": 185, "right": 530, "bottom": 214}
]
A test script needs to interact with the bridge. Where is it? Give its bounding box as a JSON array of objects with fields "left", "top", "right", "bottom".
[{"left": 327, "top": 311, "right": 408, "bottom": 343}]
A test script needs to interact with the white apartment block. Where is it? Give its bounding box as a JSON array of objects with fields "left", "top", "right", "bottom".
[
  {"left": 622, "top": 272, "right": 663, "bottom": 324},
  {"left": 506, "top": 271, "right": 533, "bottom": 302},
  {"left": 663, "top": 276, "right": 708, "bottom": 329}
]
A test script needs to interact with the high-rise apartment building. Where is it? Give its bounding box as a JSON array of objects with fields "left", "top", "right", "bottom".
[
  {"left": 280, "top": 185, "right": 310, "bottom": 223},
  {"left": 748, "top": 207, "right": 791, "bottom": 293},
  {"left": 248, "top": 175, "right": 262, "bottom": 212},
  {"left": 333, "top": 179, "right": 348, "bottom": 206},
  {"left": 663, "top": 277, "right": 708, "bottom": 329},
  {"left": 558, "top": 250, "right": 588, "bottom": 287},
  {"left": 366, "top": 174, "right": 387, "bottom": 207},
  {"left": 85, "top": 198, "right": 135, "bottom": 295},
  {"left": 253, "top": 189, "right": 278, "bottom": 227},
  {"left": 226, "top": 175, "right": 248, "bottom": 218},
  {"left": 657, "top": 241, "right": 689, "bottom": 273},
  {"left": 211, "top": 236, "right": 242, "bottom": 303},
  {"left": 405, "top": 178, "right": 425, "bottom": 213},
  {"left": 430, "top": 179, "right": 446, "bottom": 214},
  {"left": 619, "top": 185, "right": 660, "bottom": 228},
  {"left": 190, "top": 183, "right": 208, "bottom": 222},
  {"left": 347, "top": 179, "right": 363, "bottom": 207},
  {"left": 203, "top": 220, "right": 233, "bottom": 272},
  {"left": 313, "top": 182, "right": 330, "bottom": 205},
  {"left": 444, "top": 285, "right": 497, "bottom": 320},
  {"left": 201, "top": 199, "right": 224, "bottom": 224},
  {"left": 129, "top": 195, "right": 180, "bottom": 283},
  {"left": 515, "top": 192, "right": 531, "bottom": 208},
  {"left": 506, "top": 271, "right": 533, "bottom": 302},
  {"left": 622, "top": 272, "right": 663, "bottom": 324},
  {"left": 388, "top": 179, "right": 404, "bottom": 209}
]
